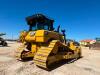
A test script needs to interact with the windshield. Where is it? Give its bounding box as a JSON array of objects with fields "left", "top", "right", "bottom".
[{"left": 31, "top": 22, "right": 49, "bottom": 31}]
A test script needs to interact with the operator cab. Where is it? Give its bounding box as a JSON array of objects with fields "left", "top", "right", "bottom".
[{"left": 26, "top": 14, "right": 54, "bottom": 31}]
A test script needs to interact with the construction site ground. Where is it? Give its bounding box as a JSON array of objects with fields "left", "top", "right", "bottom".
[{"left": 0, "top": 41, "right": 100, "bottom": 75}]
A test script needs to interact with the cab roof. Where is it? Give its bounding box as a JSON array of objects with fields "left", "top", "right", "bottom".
[{"left": 26, "top": 14, "right": 54, "bottom": 25}]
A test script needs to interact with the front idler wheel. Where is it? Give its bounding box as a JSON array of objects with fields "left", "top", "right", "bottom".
[{"left": 21, "top": 51, "right": 29, "bottom": 61}]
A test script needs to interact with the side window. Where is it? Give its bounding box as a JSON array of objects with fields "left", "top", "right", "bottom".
[{"left": 44, "top": 25, "right": 48, "bottom": 30}]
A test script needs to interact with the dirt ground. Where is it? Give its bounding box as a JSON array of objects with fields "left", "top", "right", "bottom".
[{"left": 0, "top": 41, "right": 100, "bottom": 75}]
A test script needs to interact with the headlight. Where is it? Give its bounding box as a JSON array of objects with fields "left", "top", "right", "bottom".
[{"left": 30, "top": 31, "right": 35, "bottom": 36}]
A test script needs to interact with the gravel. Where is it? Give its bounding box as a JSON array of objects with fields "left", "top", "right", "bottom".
[{"left": 0, "top": 42, "right": 100, "bottom": 75}]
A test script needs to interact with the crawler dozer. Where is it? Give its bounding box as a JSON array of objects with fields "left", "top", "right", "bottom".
[
  {"left": 17, "top": 14, "right": 81, "bottom": 69},
  {"left": 0, "top": 33, "right": 7, "bottom": 46}
]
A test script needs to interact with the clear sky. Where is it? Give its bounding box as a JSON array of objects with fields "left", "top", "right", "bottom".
[{"left": 0, "top": 0, "right": 100, "bottom": 41}]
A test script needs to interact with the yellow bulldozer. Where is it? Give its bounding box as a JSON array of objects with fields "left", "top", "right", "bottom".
[{"left": 17, "top": 14, "right": 81, "bottom": 69}]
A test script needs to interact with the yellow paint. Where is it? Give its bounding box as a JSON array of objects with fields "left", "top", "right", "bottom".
[
  {"left": 18, "top": 29, "right": 81, "bottom": 69},
  {"left": 69, "top": 42, "right": 76, "bottom": 50},
  {"left": 31, "top": 44, "right": 37, "bottom": 53}
]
